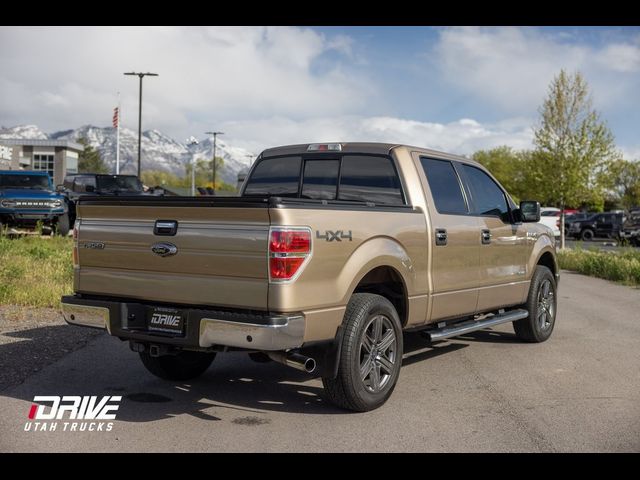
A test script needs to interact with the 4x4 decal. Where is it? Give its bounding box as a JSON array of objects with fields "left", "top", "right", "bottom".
[{"left": 316, "top": 230, "right": 353, "bottom": 242}]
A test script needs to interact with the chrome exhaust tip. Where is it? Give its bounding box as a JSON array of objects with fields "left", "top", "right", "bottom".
[{"left": 268, "top": 352, "right": 316, "bottom": 374}]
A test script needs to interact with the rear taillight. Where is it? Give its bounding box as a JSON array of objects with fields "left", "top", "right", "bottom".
[
  {"left": 269, "top": 227, "right": 312, "bottom": 282},
  {"left": 72, "top": 220, "right": 79, "bottom": 267}
]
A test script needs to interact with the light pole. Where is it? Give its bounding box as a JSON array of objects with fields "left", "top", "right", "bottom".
[
  {"left": 205, "top": 131, "right": 224, "bottom": 194},
  {"left": 185, "top": 136, "right": 199, "bottom": 196},
  {"left": 124, "top": 72, "right": 158, "bottom": 179},
  {"left": 245, "top": 154, "right": 255, "bottom": 168}
]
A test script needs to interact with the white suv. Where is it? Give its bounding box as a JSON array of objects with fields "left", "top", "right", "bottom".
[{"left": 539, "top": 207, "right": 561, "bottom": 237}]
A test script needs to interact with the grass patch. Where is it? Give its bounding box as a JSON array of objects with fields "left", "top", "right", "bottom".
[
  {"left": 558, "top": 247, "right": 640, "bottom": 286},
  {"left": 0, "top": 236, "right": 74, "bottom": 307}
]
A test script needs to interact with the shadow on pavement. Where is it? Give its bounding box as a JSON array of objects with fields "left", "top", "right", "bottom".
[
  {"left": 454, "top": 328, "right": 521, "bottom": 344},
  {"left": 0, "top": 324, "right": 104, "bottom": 391},
  {"left": 0, "top": 326, "right": 491, "bottom": 421}
]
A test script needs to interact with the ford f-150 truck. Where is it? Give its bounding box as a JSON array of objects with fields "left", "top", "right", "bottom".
[
  {"left": 62, "top": 143, "right": 558, "bottom": 411},
  {"left": 0, "top": 170, "right": 70, "bottom": 235}
]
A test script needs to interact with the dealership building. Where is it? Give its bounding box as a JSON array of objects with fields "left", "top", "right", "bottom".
[{"left": 0, "top": 138, "right": 83, "bottom": 186}]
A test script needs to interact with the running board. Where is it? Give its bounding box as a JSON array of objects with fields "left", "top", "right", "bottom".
[{"left": 425, "top": 309, "right": 529, "bottom": 342}]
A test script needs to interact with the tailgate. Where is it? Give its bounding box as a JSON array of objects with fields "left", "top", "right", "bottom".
[{"left": 75, "top": 197, "right": 270, "bottom": 309}]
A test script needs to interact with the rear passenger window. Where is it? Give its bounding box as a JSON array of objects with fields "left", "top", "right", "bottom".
[
  {"left": 420, "top": 157, "right": 468, "bottom": 215},
  {"left": 244, "top": 156, "right": 302, "bottom": 196},
  {"left": 462, "top": 164, "right": 510, "bottom": 220},
  {"left": 338, "top": 155, "right": 404, "bottom": 205},
  {"left": 302, "top": 159, "right": 339, "bottom": 200}
]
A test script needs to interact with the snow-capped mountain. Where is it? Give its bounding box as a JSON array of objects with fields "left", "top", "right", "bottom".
[
  {"left": 1, "top": 124, "right": 254, "bottom": 185},
  {"left": 0, "top": 125, "right": 48, "bottom": 140}
]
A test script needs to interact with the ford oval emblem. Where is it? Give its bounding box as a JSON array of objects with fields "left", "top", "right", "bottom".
[{"left": 151, "top": 242, "right": 178, "bottom": 257}]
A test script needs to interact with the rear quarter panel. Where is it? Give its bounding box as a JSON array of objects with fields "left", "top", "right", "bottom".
[{"left": 269, "top": 206, "right": 428, "bottom": 341}]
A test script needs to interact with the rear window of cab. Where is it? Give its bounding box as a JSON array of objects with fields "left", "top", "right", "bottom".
[{"left": 243, "top": 155, "right": 405, "bottom": 205}]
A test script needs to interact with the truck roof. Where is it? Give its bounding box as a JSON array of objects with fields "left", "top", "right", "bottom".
[
  {"left": 260, "top": 142, "right": 478, "bottom": 165},
  {"left": 65, "top": 173, "right": 138, "bottom": 177},
  {"left": 0, "top": 170, "right": 50, "bottom": 176}
]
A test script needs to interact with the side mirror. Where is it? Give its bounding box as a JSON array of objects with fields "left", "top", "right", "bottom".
[
  {"left": 56, "top": 185, "right": 65, "bottom": 193},
  {"left": 518, "top": 200, "right": 541, "bottom": 222},
  {"left": 85, "top": 185, "right": 95, "bottom": 193}
]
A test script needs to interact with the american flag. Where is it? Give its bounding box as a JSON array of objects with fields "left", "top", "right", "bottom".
[{"left": 112, "top": 107, "right": 119, "bottom": 129}]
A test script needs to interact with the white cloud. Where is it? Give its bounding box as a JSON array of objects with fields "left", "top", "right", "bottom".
[
  {"left": 1, "top": 26, "right": 637, "bottom": 159},
  {"left": 597, "top": 43, "right": 640, "bottom": 72},
  {"left": 220, "top": 115, "right": 535, "bottom": 157},
  {"left": 433, "top": 27, "right": 640, "bottom": 112},
  {"left": 621, "top": 146, "right": 640, "bottom": 161},
  {"left": 0, "top": 26, "right": 369, "bottom": 138}
]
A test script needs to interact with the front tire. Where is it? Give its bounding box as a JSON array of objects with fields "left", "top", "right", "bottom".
[
  {"left": 139, "top": 350, "right": 216, "bottom": 381},
  {"left": 322, "top": 293, "right": 403, "bottom": 412},
  {"left": 581, "top": 228, "right": 594, "bottom": 241},
  {"left": 55, "top": 213, "right": 70, "bottom": 236},
  {"left": 513, "top": 266, "right": 557, "bottom": 343}
]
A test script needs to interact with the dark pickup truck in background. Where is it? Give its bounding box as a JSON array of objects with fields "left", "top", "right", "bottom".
[
  {"left": 59, "top": 173, "right": 149, "bottom": 225},
  {"left": 567, "top": 212, "right": 625, "bottom": 241},
  {"left": 620, "top": 208, "right": 640, "bottom": 246}
]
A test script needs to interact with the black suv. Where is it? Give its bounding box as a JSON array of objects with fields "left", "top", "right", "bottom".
[
  {"left": 620, "top": 208, "right": 640, "bottom": 247},
  {"left": 563, "top": 212, "right": 592, "bottom": 237},
  {"left": 567, "top": 212, "right": 624, "bottom": 241},
  {"left": 60, "top": 174, "right": 147, "bottom": 224}
]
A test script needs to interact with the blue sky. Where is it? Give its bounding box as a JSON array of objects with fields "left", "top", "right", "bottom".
[
  {"left": 315, "top": 26, "right": 640, "bottom": 151},
  {"left": 1, "top": 26, "right": 639, "bottom": 158}
]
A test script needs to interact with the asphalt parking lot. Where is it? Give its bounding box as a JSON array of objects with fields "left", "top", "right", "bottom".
[{"left": 1, "top": 271, "right": 639, "bottom": 452}]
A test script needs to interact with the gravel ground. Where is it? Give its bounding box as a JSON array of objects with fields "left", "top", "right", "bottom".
[{"left": 0, "top": 305, "right": 104, "bottom": 391}]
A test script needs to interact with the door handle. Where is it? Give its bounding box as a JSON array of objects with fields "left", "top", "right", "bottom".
[
  {"left": 435, "top": 228, "right": 448, "bottom": 246},
  {"left": 481, "top": 229, "right": 491, "bottom": 245}
]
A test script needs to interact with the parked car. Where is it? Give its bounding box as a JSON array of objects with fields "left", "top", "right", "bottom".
[
  {"left": 538, "top": 208, "right": 561, "bottom": 237},
  {"left": 561, "top": 212, "right": 592, "bottom": 237},
  {"left": 0, "top": 170, "right": 70, "bottom": 235},
  {"left": 62, "top": 142, "right": 558, "bottom": 412},
  {"left": 59, "top": 173, "right": 148, "bottom": 224},
  {"left": 568, "top": 212, "right": 624, "bottom": 241},
  {"left": 539, "top": 208, "right": 577, "bottom": 237},
  {"left": 620, "top": 208, "right": 640, "bottom": 247}
]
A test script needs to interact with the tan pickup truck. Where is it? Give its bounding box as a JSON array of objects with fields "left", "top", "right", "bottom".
[{"left": 62, "top": 143, "right": 558, "bottom": 411}]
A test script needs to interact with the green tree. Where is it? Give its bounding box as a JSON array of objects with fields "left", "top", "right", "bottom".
[
  {"left": 532, "top": 69, "right": 619, "bottom": 248},
  {"left": 140, "top": 170, "right": 182, "bottom": 188},
  {"left": 185, "top": 157, "right": 229, "bottom": 190},
  {"left": 473, "top": 146, "right": 527, "bottom": 202},
  {"left": 77, "top": 136, "right": 109, "bottom": 174},
  {"left": 609, "top": 159, "right": 640, "bottom": 210}
]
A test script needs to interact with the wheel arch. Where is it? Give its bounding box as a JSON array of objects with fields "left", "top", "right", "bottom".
[
  {"left": 338, "top": 236, "right": 415, "bottom": 327},
  {"left": 351, "top": 265, "right": 409, "bottom": 327}
]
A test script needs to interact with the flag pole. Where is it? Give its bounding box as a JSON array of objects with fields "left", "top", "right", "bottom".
[{"left": 115, "top": 92, "right": 121, "bottom": 175}]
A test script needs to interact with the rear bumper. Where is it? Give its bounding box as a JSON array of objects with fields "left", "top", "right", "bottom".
[{"left": 61, "top": 295, "right": 305, "bottom": 351}]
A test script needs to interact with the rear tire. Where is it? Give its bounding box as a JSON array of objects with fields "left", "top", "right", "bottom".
[
  {"left": 513, "top": 266, "right": 557, "bottom": 343},
  {"left": 139, "top": 350, "right": 216, "bottom": 381},
  {"left": 581, "top": 228, "right": 594, "bottom": 241},
  {"left": 322, "top": 293, "right": 403, "bottom": 412}
]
